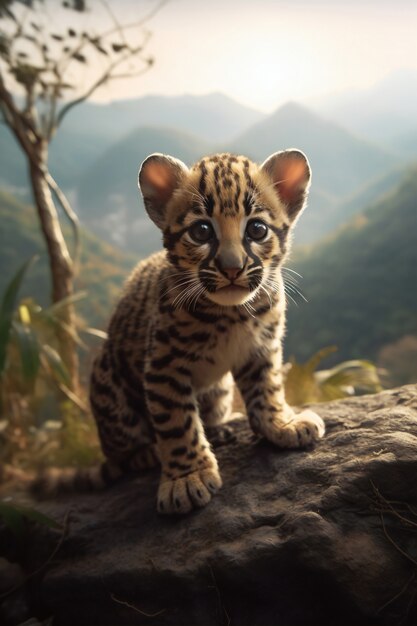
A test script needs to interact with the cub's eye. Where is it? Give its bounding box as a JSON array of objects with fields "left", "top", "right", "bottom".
[
  {"left": 246, "top": 220, "right": 268, "bottom": 241},
  {"left": 189, "top": 221, "right": 214, "bottom": 243}
]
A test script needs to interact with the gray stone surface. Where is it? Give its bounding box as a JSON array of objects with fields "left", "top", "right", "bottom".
[{"left": 1, "top": 385, "right": 417, "bottom": 625}]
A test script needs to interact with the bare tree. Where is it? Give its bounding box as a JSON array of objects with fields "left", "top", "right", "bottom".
[{"left": 0, "top": 0, "right": 163, "bottom": 391}]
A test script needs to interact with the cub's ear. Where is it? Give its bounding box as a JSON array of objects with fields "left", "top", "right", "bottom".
[
  {"left": 261, "top": 149, "right": 311, "bottom": 222},
  {"left": 138, "top": 153, "right": 189, "bottom": 229}
]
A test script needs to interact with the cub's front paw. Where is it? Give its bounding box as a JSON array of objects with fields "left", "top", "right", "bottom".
[
  {"left": 254, "top": 409, "right": 325, "bottom": 448},
  {"left": 157, "top": 467, "right": 222, "bottom": 515}
]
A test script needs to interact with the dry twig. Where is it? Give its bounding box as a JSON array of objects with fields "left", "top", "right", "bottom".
[{"left": 110, "top": 592, "right": 166, "bottom": 618}]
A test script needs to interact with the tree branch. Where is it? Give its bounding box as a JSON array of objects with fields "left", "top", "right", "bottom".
[
  {"left": 98, "top": 65, "right": 151, "bottom": 83},
  {"left": 56, "top": 41, "right": 150, "bottom": 127},
  {"left": 0, "top": 70, "right": 39, "bottom": 153},
  {"left": 55, "top": 0, "right": 166, "bottom": 78},
  {"left": 94, "top": 0, "right": 169, "bottom": 42},
  {"left": 45, "top": 171, "right": 81, "bottom": 273},
  {"left": 1, "top": 68, "right": 79, "bottom": 270}
]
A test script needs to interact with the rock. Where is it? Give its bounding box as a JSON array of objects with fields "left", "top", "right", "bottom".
[
  {"left": 1, "top": 385, "right": 417, "bottom": 625},
  {"left": 0, "top": 558, "right": 29, "bottom": 625}
]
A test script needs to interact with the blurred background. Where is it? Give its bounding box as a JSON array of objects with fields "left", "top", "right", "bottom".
[{"left": 0, "top": 0, "right": 416, "bottom": 473}]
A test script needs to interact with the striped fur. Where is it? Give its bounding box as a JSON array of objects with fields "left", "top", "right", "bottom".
[{"left": 34, "top": 150, "right": 325, "bottom": 513}]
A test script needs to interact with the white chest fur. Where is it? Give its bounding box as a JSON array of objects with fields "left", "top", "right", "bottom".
[{"left": 191, "top": 319, "right": 267, "bottom": 391}]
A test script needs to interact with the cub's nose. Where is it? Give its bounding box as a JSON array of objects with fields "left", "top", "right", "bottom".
[
  {"left": 223, "top": 267, "right": 243, "bottom": 281},
  {"left": 217, "top": 247, "right": 247, "bottom": 280}
]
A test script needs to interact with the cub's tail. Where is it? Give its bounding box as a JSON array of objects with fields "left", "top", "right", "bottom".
[{"left": 30, "top": 445, "right": 159, "bottom": 498}]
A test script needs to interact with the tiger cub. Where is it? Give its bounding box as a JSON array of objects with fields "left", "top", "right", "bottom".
[{"left": 40, "top": 150, "right": 325, "bottom": 514}]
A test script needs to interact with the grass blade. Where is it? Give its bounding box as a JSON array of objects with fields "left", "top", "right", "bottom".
[
  {"left": 41, "top": 344, "right": 71, "bottom": 387},
  {"left": 12, "top": 321, "right": 40, "bottom": 386},
  {"left": 0, "top": 256, "right": 38, "bottom": 375}
]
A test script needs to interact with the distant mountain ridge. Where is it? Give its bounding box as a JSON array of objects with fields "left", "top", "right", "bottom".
[
  {"left": 229, "top": 101, "right": 397, "bottom": 197},
  {"left": 313, "top": 68, "right": 417, "bottom": 143},
  {"left": 59, "top": 91, "right": 265, "bottom": 145},
  {"left": 228, "top": 101, "right": 400, "bottom": 246}
]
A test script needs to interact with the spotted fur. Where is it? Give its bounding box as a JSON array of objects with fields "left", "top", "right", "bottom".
[{"left": 34, "top": 150, "right": 325, "bottom": 513}]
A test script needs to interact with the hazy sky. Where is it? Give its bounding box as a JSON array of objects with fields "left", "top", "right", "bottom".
[{"left": 14, "top": 0, "right": 417, "bottom": 112}]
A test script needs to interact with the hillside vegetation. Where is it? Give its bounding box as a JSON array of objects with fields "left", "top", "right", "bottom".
[
  {"left": 0, "top": 189, "right": 136, "bottom": 331},
  {"left": 285, "top": 167, "right": 417, "bottom": 367}
]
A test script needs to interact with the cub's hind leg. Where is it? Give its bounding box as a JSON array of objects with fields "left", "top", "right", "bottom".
[
  {"left": 90, "top": 347, "right": 157, "bottom": 472},
  {"left": 32, "top": 348, "right": 159, "bottom": 498}
]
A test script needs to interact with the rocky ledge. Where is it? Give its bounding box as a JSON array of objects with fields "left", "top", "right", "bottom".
[{"left": 1, "top": 385, "right": 417, "bottom": 626}]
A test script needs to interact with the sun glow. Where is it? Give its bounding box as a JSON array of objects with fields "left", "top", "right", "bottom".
[{"left": 89, "top": 0, "right": 417, "bottom": 113}]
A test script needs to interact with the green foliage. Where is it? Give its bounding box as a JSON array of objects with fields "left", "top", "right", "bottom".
[
  {"left": 0, "top": 259, "right": 104, "bottom": 472},
  {"left": 0, "top": 259, "right": 79, "bottom": 411},
  {"left": 285, "top": 346, "right": 382, "bottom": 405}
]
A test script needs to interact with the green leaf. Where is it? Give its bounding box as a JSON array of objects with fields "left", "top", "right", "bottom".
[
  {"left": 41, "top": 345, "right": 71, "bottom": 387},
  {"left": 12, "top": 321, "right": 40, "bottom": 386},
  {"left": 318, "top": 360, "right": 381, "bottom": 388},
  {"left": 0, "top": 501, "right": 60, "bottom": 540},
  {"left": 305, "top": 346, "right": 338, "bottom": 374},
  {"left": 0, "top": 502, "right": 25, "bottom": 539},
  {"left": 0, "top": 256, "right": 38, "bottom": 376},
  {"left": 285, "top": 347, "right": 382, "bottom": 405},
  {"left": 13, "top": 504, "right": 61, "bottom": 529}
]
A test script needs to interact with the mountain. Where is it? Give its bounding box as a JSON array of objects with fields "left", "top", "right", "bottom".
[
  {"left": 284, "top": 167, "right": 417, "bottom": 370},
  {"left": 229, "top": 101, "right": 400, "bottom": 248},
  {"left": 388, "top": 130, "right": 417, "bottom": 159},
  {"left": 313, "top": 68, "right": 417, "bottom": 143},
  {"left": 230, "top": 102, "right": 398, "bottom": 199},
  {"left": 60, "top": 92, "right": 265, "bottom": 145},
  {"left": 0, "top": 92, "right": 264, "bottom": 196},
  {"left": 76, "top": 126, "right": 210, "bottom": 254},
  {"left": 0, "top": 188, "right": 136, "bottom": 330}
]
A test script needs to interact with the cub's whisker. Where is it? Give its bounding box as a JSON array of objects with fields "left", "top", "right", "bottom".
[
  {"left": 259, "top": 284, "right": 273, "bottom": 309},
  {"left": 172, "top": 281, "right": 201, "bottom": 309},
  {"left": 161, "top": 277, "right": 200, "bottom": 297}
]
